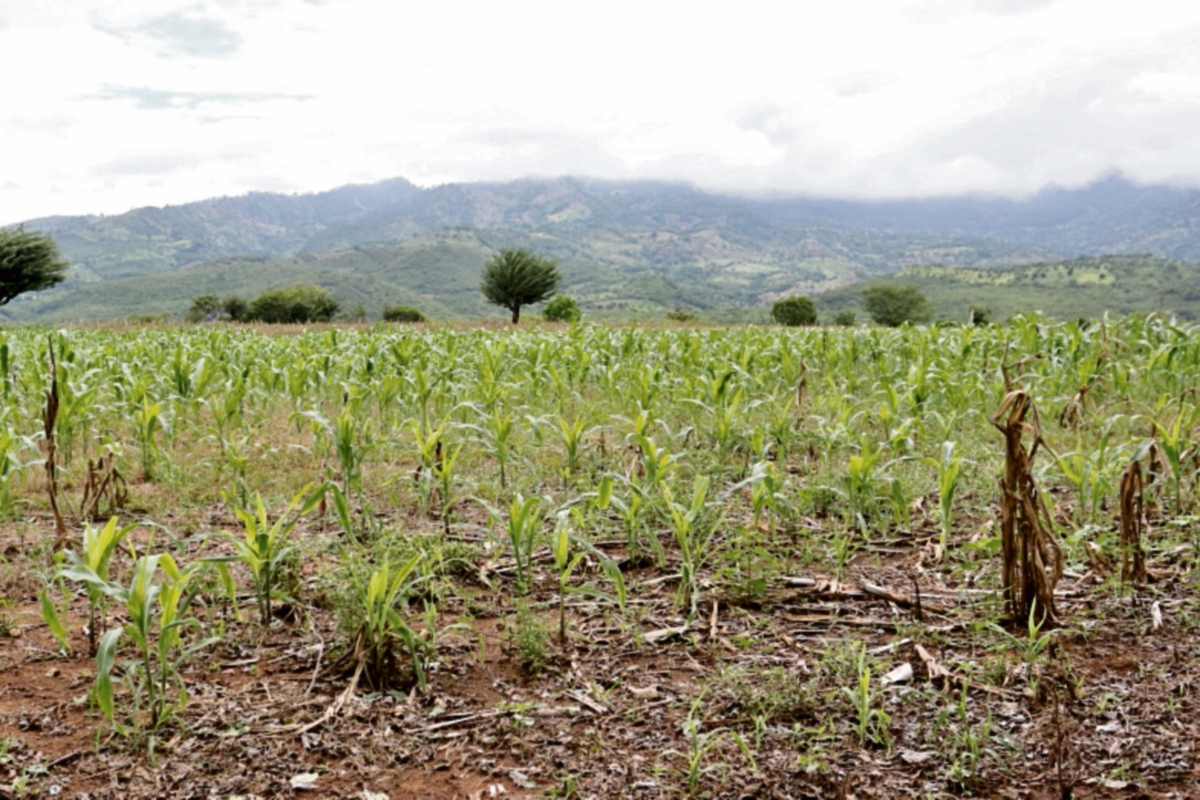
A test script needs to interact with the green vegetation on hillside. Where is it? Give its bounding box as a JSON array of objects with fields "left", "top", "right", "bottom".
[
  {"left": 5, "top": 177, "right": 1057, "bottom": 324},
  {"left": 816, "top": 255, "right": 1200, "bottom": 322},
  {"left": 7, "top": 176, "right": 1200, "bottom": 324}
]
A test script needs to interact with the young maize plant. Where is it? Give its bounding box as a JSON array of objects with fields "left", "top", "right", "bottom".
[
  {"left": 350, "top": 553, "right": 432, "bottom": 691},
  {"left": 0, "top": 413, "right": 38, "bottom": 516},
  {"left": 921, "top": 441, "right": 965, "bottom": 556},
  {"left": 842, "top": 643, "right": 891, "bottom": 749},
  {"left": 748, "top": 460, "right": 788, "bottom": 535},
  {"left": 503, "top": 494, "right": 544, "bottom": 595},
  {"left": 462, "top": 404, "right": 518, "bottom": 489},
  {"left": 552, "top": 509, "right": 627, "bottom": 644},
  {"left": 663, "top": 695, "right": 757, "bottom": 797},
  {"left": 842, "top": 437, "right": 886, "bottom": 533},
  {"left": 1054, "top": 417, "right": 1127, "bottom": 528},
  {"left": 132, "top": 394, "right": 165, "bottom": 481},
  {"left": 608, "top": 481, "right": 654, "bottom": 563},
  {"left": 224, "top": 484, "right": 327, "bottom": 624},
  {"left": 410, "top": 416, "right": 463, "bottom": 523},
  {"left": 662, "top": 476, "right": 719, "bottom": 621},
  {"left": 298, "top": 403, "right": 372, "bottom": 500},
  {"left": 60, "top": 553, "right": 218, "bottom": 743},
  {"left": 550, "top": 412, "right": 597, "bottom": 483},
  {"left": 1147, "top": 396, "right": 1199, "bottom": 514},
  {"left": 42, "top": 516, "right": 139, "bottom": 655}
]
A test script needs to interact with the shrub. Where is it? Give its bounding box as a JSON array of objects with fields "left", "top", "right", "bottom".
[
  {"left": 771, "top": 295, "right": 817, "bottom": 326},
  {"left": 968, "top": 304, "right": 991, "bottom": 325},
  {"left": 833, "top": 310, "right": 856, "bottom": 326},
  {"left": 189, "top": 295, "right": 248, "bottom": 323},
  {"left": 187, "top": 295, "right": 221, "bottom": 323},
  {"left": 542, "top": 294, "right": 581, "bottom": 323},
  {"left": 245, "top": 284, "right": 339, "bottom": 324},
  {"left": 862, "top": 285, "right": 932, "bottom": 327},
  {"left": 382, "top": 304, "right": 427, "bottom": 323},
  {"left": 223, "top": 296, "right": 248, "bottom": 322},
  {"left": 666, "top": 308, "right": 698, "bottom": 322}
]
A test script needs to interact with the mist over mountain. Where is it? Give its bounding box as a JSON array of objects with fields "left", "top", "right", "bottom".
[{"left": 5, "top": 174, "right": 1200, "bottom": 322}]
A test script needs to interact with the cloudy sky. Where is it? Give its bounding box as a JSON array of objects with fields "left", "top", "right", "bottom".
[{"left": 2, "top": 0, "right": 1200, "bottom": 224}]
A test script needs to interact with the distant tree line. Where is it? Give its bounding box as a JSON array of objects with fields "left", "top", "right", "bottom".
[
  {"left": 188, "top": 285, "right": 434, "bottom": 324},
  {"left": 188, "top": 284, "right": 339, "bottom": 324}
]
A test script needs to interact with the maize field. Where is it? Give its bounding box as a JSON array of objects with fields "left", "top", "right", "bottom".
[{"left": 0, "top": 314, "right": 1197, "bottom": 798}]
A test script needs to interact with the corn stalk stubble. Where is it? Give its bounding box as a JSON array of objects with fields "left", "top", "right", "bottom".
[
  {"left": 1119, "top": 458, "right": 1146, "bottom": 585},
  {"left": 992, "top": 389, "right": 1064, "bottom": 626}
]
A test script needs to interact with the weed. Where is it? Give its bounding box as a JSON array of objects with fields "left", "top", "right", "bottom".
[
  {"left": 507, "top": 601, "right": 549, "bottom": 675},
  {"left": 661, "top": 696, "right": 757, "bottom": 797},
  {"left": 841, "top": 643, "right": 891, "bottom": 749}
]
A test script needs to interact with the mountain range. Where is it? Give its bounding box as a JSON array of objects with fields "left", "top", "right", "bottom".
[{"left": 5, "top": 174, "right": 1200, "bottom": 323}]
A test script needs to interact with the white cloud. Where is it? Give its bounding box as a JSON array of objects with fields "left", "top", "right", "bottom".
[
  {"left": 2, "top": 0, "right": 1200, "bottom": 223},
  {"left": 93, "top": 10, "right": 244, "bottom": 59}
]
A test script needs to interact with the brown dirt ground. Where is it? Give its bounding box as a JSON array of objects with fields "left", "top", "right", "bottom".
[{"left": 1, "top": 513, "right": 1198, "bottom": 800}]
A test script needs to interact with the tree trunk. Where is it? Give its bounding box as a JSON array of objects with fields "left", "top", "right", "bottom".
[{"left": 511, "top": 306, "right": 520, "bottom": 324}]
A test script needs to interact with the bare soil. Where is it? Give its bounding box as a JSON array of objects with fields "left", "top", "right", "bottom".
[{"left": 1, "top": 516, "right": 1198, "bottom": 800}]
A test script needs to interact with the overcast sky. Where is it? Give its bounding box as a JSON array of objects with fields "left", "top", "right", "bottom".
[{"left": 3, "top": 0, "right": 1200, "bottom": 225}]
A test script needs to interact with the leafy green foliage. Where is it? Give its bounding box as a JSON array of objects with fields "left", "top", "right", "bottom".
[
  {"left": 45, "top": 517, "right": 138, "bottom": 654},
  {"left": 382, "top": 304, "right": 427, "bottom": 323},
  {"left": 245, "top": 284, "right": 339, "bottom": 324},
  {"left": 771, "top": 295, "right": 817, "bottom": 326},
  {"left": 506, "top": 601, "right": 549, "bottom": 675},
  {"left": 0, "top": 227, "right": 69, "bottom": 306},
  {"left": 224, "top": 484, "right": 326, "bottom": 624},
  {"left": 58, "top": 553, "right": 218, "bottom": 739},
  {"left": 542, "top": 294, "right": 581, "bottom": 323},
  {"left": 503, "top": 494, "right": 544, "bottom": 594},
  {"left": 346, "top": 553, "right": 429, "bottom": 690},
  {"left": 481, "top": 248, "right": 561, "bottom": 324},
  {"left": 186, "top": 295, "right": 222, "bottom": 323},
  {"left": 862, "top": 285, "right": 932, "bottom": 327},
  {"left": 842, "top": 643, "right": 891, "bottom": 748},
  {"left": 819, "top": 255, "right": 1200, "bottom": 323},
  {"left": 2, "top": 309, "right": 1198, "bottom": 787}
]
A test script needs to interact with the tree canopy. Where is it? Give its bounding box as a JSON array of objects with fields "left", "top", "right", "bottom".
[
  {"left": 481, "top": 248, "right": 561, "bottom": 324},
  {"left": 771, "top": 295, "right": 817, "bottom": 326},
  {"left": 246, "top": 284, "right": 339, "bottom": 324},
  {"left": 0, "top": 227, "right": 69, "bottom": 306},
  {"left": 189, "top": 285, "right": 338, "bottom": 324},
  {"left": 862, "top": 285, "right": 932, "bottom": 327},
  {"left": 542, "top": 294, "right": 581, "bottom": 323},
  {"left": 382, "top": 304, "right": 427, "bottom": 323}
]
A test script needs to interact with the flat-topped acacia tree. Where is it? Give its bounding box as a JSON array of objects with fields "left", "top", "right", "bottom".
[{"left": 481, "top": 248, "right": 561, "bottom": 324}]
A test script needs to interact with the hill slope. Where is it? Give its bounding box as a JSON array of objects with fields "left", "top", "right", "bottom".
[
  {"left": 749, "top": 177, "right": 1200, "bottom": 260},
  {"left": 6, "top": 179, "right": 1040, "bottom": 323},
  {"left": 815, "top": 255, "right": 1200, "bottom": 323},
  {"left": 7, "top": 175, "right": 1200, "bottom": 322}
]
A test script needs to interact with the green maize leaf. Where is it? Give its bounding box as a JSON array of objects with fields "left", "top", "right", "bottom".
[{"left": 40, "top": 588, "right": 71, "bottom": 652}]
